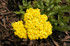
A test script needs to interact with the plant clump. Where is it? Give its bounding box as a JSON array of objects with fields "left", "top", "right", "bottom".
[{"left": 12, "top": 8, "right": 52, "bottom": 40}]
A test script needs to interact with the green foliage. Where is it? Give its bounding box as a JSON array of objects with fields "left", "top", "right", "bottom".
[
  {"left": 15, "top": 5, "right": 25, "bottom": 14},
  {"left": 15, "top": 0, "right": 70, "bottom": 32},
  {"left": 14, "top": 0, "right": 33, "bottom": 19},
  {"left": 66, "top": 0, "right": 70, "bottom": 3}
]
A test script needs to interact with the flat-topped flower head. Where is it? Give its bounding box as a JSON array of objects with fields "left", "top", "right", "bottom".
[
  {"left": 12, "top": 21, "right": 27, "bottom": 39},
  {"left": 12, "top": 8, "right": 52, "bottom": 40},
  {"left": 24, "top": 8, "right": 52, "bottom": 40}
]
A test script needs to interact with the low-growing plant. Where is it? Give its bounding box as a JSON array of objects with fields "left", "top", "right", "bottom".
[
  {"left": 12, "top": 8, "right": 52, "bottom": 40},
  {"left": 15, "top": 0, "right": 70, "bottom": 32}
]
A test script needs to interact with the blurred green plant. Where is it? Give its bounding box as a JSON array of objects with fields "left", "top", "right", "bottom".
[
  {"left": 66, "top": 0, "right": 70, "bottom": 3},
  {"left": 15, "top": 0, "right": 70, "bottom": 32}
]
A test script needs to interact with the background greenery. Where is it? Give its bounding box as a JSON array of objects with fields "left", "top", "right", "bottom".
[{"left": 15, "top": 0, "right": 70, "bottom": 32}]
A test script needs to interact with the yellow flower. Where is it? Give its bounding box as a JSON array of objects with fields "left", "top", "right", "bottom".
[
  {"left": 24, "top": 8, "right": 52, "bottom": 40},
  {"left": 11, "top": 8, "right": 52, "bottom": 40},
  {"left": 12, "top": 21, "right": 27, "bottom": 39}
]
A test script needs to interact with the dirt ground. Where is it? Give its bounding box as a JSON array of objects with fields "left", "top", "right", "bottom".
[{"left": 0, "top": 0, "right": 70, "bottom": 46}]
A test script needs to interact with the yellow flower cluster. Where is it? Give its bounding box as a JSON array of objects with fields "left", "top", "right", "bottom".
[
  {"left": 12, "top": 21, "right": 27, "bottom": 39},
  {"left": 12, "top": 8, "right": 52, "bottom": 40},
  {"left": 24, "top": 8, "right": 52, "bottom": 40}
]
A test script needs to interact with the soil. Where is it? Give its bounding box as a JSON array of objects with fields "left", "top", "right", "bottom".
[{"left": 0, "top": 0, "right": 70, "bottom": 46}]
